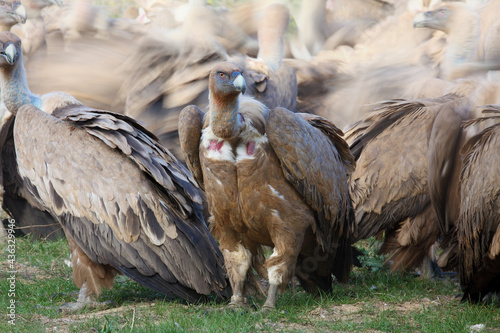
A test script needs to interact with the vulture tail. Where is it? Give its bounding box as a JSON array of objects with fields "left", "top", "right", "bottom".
[
  {"left": 116, "top": 267, "right": 208, "bottom": 303},
  {"left": 379, "top": 205, "right": 440, "bottom": 274}
]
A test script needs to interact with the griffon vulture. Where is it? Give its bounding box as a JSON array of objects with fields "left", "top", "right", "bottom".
[
  {"left": 178, "top": 62, "right": 356, "bottom": 311},
  {"left": 0, "top": 32, "right": 230, "bottom": 310},
  {"left": 457, "top": 105, "right": 500, "bottom": 302},
  {"left": 413, "top": 2, "right": 500, "bottom": 80},
  {"left": 346, "top": 94, "right": 470, "bottom": 276},
  {"left": 0, "top": 0, "right": 26, "bottom": 31}
]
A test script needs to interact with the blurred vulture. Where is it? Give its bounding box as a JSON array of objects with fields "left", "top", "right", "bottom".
[
  {"left": 179, "top": 62, "right": 356, "bottom": 310},
  {"left": 0, "top": 0, "right": 26, "bottom": 31},
  {"left": 346, "top": 94, "right": 470, "bottom": 276},
  {"left": 413, "top": 2, "right": 500, "bottom": 80},
  {"left": 121, "top": 3, "right": 296, "bottom": 160},
  {"left": 457, "top": 105, "right": 500, "bottom": 302},
  {"left": 11, "top": 0, "right": 62, "bottom": 56},
  {"left": 0, "top": 32, "right": 229, "bottom": 310}
]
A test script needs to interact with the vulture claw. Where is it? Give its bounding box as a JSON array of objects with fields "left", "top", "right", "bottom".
[{"left": 58, "top": 283, "right": 116, "bottom": 313}]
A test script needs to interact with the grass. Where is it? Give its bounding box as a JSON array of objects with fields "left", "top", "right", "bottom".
[{"left": 1, "top": 235, "right": 500, "bottom": 332}]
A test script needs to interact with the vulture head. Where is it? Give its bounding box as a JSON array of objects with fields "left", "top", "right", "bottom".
[
  {"left": 413, "top": 3, "right": 475, "bottom": 35},
  {"left": 0, "top": 32, "right": 21, "bottom": 67},
  {"left": 208, "top": 62, "right": 247, "bottom": 139},
  {"left": 0, "top": 0, "right": 27, "bottom": 27},
  {"left": 0, "top": 32, "right": 32, "bottom": 115}
]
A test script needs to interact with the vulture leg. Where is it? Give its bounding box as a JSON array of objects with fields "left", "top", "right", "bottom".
[
  {"left": 60, "top": 236, "right": 118, "bottom": 312},
  {"left": 59, "top": 282, "right": 115, "bottom": 312},
  {"left": 262, "top": 224, "right": 305, "bottom": 311},
  {"left": 419, "top": 244, "right": 444, "bottom": 279},
  {"left": 218, "top": 228, "right": 252, "bottom": 310}
]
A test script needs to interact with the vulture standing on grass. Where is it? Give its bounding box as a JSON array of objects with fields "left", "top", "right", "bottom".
[
  {"left": 457, "top": 105, "right": 500, "bottom": 302},
  {"left": 178, "top": 62, "right": 356, "bottom": 311},
  {"left": 346, "top": 94, "right": 470, "bottom": 277},
  {"left": 0, "top": 32, "right": 230, "bottom": 310}
]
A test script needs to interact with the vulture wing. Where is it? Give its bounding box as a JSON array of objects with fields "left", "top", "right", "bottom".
[
  {"left": 346, "top": 94, "right": 468, "bottom": 241},
  {"left": 1, "top": 114, "right": 63, "bottom": 239},
  {"left": 13, "top": 104, "right": 229, "bottom": 301},
  {"left": 458, "top": 106, "right": 500, "bottom": 302},
  {"left": 177, "top": 105, "right": 205, "bottom": 190},
  {"left": 266, "top": 107, "right": 355, "bottom": 281}
]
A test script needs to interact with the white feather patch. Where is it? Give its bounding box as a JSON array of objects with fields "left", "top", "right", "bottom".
[
  {"left": 268, "top": 263, "right": 285, "bottom": 285},
  {"left": 268, "top": 185, "right": 286, "bottom": 201},
  {"left": 201, "top": 127, "right": 234, "bottom": 162},
  {"left": 223, "top": 243, "right": 252, "bottom": 279},
  {"left": 270, "top": 209, "right": 281, "bottom": 220}
]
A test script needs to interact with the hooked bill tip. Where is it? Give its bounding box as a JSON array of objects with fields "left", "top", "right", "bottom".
[
  {"left": 233, "top": 74, "right": 246, "bottom": 94},
  {"left": 15, "top": 5, "right": 27, "bottom": 24},
  {"left": 5, "top": 43, "right": 16, "bottom": 65}
]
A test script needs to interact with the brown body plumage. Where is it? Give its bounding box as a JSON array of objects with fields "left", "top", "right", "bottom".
[{"left": 179, "top": 62, "right": 355, "bottom": 310}]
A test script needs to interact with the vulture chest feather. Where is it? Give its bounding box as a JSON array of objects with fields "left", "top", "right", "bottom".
[{"left": 200, "top": 130, "right": 312, "bottom": 245}]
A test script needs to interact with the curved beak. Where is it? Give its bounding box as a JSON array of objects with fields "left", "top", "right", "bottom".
[
  {"left": 3, "top": 43, "right": 17, "bottom": 65},
  {"left": 12, "top": 5, "right": 27, "bottom": 24},
  {"left": 413, "top": 12, "right": 425, "bottom": 28},
  {"left": 233, "top": 73, "right": 246, "bottom": 95},
  {"left": 49, "top": 0, "right": 63, "bottom": 7}
]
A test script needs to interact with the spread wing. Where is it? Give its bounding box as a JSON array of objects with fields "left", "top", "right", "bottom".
[
  {"left": 14, "top": 104, "right": 229, "bottom": 301},
  {"left": 178, "top": 105, "right": 205, "bottom": 190},
  {"left": 266, "top": 107, "right": 356, "bottom": 259}
]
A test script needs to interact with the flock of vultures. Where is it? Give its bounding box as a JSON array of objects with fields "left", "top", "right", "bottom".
[{"left": 1, "top": 0, "right": 500, "bottom": 312}]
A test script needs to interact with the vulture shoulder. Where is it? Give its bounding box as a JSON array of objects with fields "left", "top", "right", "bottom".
[
  {"left": 266, "top": 107, "right": 356, "bottom": 255},
  {"left": 13, "top": 103, "right": 228, "bottom": 301}
]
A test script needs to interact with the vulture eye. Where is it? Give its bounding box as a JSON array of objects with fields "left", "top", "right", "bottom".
[
  {"left": 218, "top": 72, "right": 225, "bottom": 78},
  {"left": 0, "top": 2, "right": 5, "bottom": 5}
]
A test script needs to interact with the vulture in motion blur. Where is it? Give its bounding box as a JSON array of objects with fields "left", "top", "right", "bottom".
[
  {"left": 457, "top": 105, "right": 500, "bottom": 302},
  {"left": 121, "top": 3, "right": 296, "bottom": 160},
  {"left": 178, "top": 62, "right": 356, "bottom": 310},
  {"left": 346, "top": 94, "right": 470, "bottom": 276},
  {"left": 413, "top": 1, "right": 500, "bottom": 80},
  {"left": 0, "top": 0, "right": 26, "bottom": 31},
  {"left": 0, "top": 32, "right": 230, "bottom": 309}
]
